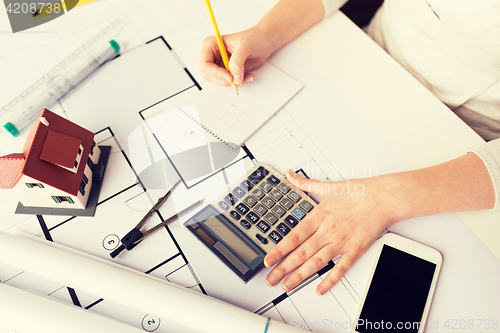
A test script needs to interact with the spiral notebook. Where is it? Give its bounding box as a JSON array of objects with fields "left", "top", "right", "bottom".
[{"left": 182, "top": 63, "right": 303, "bottom": 149}]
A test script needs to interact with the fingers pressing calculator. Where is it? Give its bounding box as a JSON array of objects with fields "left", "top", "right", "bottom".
[{"left": 186, "top": 163, "right": 317, "bottom": 282}]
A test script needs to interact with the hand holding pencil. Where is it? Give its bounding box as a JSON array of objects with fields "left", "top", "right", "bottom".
[{"left": 200, "top": 0, "right": 270, "bottom": 90}]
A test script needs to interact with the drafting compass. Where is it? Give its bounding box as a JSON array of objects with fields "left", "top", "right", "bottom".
[{"left": 110, "top": 180, "right": 203, "bottom": 258}]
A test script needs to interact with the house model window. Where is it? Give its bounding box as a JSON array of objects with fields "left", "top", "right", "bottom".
[{"left": 39, "top": 130, "right": 83, "bottom": 174}]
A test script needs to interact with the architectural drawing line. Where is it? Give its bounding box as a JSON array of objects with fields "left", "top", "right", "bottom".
[
  {"left": 37, "top": 215, "right": 53, "bottom": 242},
  {"left": 137, "top": 85, "right": 197, "bottom": 120},
  {"left": 145, "top": 253, "right": 182, "bottom": 275},
  {"left": 85, "top": 298, "right": 104, "bottom": 310},
  {"left": 67, "top": 287, "right": 82, "bottom": 307}
]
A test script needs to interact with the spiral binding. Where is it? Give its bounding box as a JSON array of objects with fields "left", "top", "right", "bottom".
[{"left": 178, "top": 108, "right": 235, "bottom": 151}]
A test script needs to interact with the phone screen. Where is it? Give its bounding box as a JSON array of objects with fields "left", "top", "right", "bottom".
[{"left": 356, "top": 244, "right": 436, "bottom": 333}]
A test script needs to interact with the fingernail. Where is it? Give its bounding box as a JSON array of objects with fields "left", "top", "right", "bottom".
[
  {"left": 267, "top": 276, "right": 276, "bottom": 286},
  {"left": 265, "top": 258, "right": 275, "bottom": 267},
  {"left": 245, "top": 76, "right": 254, "bottom": 82},
  {"left": 316, "top": 287, "right": 325, "bottom": 296},
  {"left": 233, "top": 74, "right": 242, "bottom": 84},
  {"left": 283, "top": 281, "right": 292, "bottom": 291}
]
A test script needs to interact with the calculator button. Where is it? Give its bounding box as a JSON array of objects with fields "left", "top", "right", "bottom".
[
  {"left": 259, "top": 182, "right": 273, "bottom": 193},
  {"left": 291, "top": 207, "right": 306, "bottom": 220},
  {"left": 284, "top": 215, "right": 299, "bottom": 228},
  {"left": 287, "top": 191, "right": 301, "bottom": 203},
  {"left": 271, "top": 205, "right": 286, "bottom": 218},
  {"left": 254, "top": 204, "right": 268, "bottom": 217},
  {"left": 235, "top": 203, "right": 249, "bottom": 215},
  {"left": 224, "top": 193, "right": 238, "bottom": 206},
  {"left": 256, "top": 233, "right": 269, "bottom": 245},
  {"left": 276, "top": 223, "right": 290, "bottom": 236},
  {"left": 268, "top": 231, "right": 283, "bottom": 244},
  {"left": 276, "top": 183, "right": 291, "bottom": 194},
  {"left": 251, "top": 189, "right": 265, "bottom": 200},
  {"left": 263, "top": 212, "right": 278, "bottom": 226},
  {"left": 279, "top": 198, "right": 294, "bottom": 210},
  {"left": 233, "top": 186, "right": 246, "bottom": 198},
  {"left": 256, "top": 221, "right": 271, "bottom": 233},
  {"left": 240, "top": 220, "right": 251, "bottom": 230},
  {"left": 299, "top": 200, "right": 314, "bottom": 213},
  {"left": 229, "top": 211, "right": 241, "bottom": 220},
  {"left": 240, "top": 179, "right": 254, "bottom": 191},
  {"left": 218, "top": 201, "right": 230, "bottom": 211},
  {"left": 246, "top": 211, "right": 260, "bottom": 224},
  {"left": 261, "top": 197, "right": 275, "bottom": 209},
  {"left": 243, "top": 196, "right": 257, "bottom": 208},
  {"left": 266, "top": 175, "right": 281, "bottom": 186},
  {"left": 249, "top": 166, "right": 269, "bottom": 184},
  {"left": 269, "top": 189, "right": 283, "bottom": 202}
]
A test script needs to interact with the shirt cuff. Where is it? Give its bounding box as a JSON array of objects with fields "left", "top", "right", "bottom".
[
  {"left": 470, "top": 138, "right": 500, "bottom": 210},
  {"left": 322, "top": 0, "right": 350, "bottom": 18}
]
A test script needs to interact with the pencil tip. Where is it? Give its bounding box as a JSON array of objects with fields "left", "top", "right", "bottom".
[{"left": 232, "top": 84, "right": 238, "bottom": 96}]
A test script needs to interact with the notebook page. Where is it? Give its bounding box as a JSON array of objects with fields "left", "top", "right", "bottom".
[{"left": 193, "top": 63, "right": 303, "bottom": 147}]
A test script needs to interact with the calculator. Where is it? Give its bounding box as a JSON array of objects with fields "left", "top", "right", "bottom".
[{"left": 186, "top": 162, "right": 317, "bottom": 282}]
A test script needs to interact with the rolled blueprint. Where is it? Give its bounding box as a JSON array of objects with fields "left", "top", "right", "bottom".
[
  {"left": 0, "top": 232, "right": 293, "bottom": 333},
  {"left": 0, "top": 282, "right": 144, "bottom": 333}
]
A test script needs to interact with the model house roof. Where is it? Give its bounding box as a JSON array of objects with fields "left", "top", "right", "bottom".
[
  {"left": 0, "top": 153, "right": 26, "bottom": 189},
  {"left": 10, "top": 109, "right": 95, "bottom": 195}
]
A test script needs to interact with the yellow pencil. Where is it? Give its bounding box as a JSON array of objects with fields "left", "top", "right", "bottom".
[{"left": 202, "top": 0, "right": 238, "bottom": 95}]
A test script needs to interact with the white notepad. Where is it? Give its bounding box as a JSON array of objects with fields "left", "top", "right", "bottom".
[{"left": 180, "top": 63, "right": 303, "bottom": 149}]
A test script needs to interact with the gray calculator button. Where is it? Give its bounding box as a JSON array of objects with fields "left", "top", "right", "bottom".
[
  {"left": 299, "top": 200, "right": 314, "bottom": 212},
  {"left": 259, "top": 182, "right": 273, "bottom": 193},
  {"left": 277, "top": 223, "right": 290, "bottom": 236},
  {"left": 268, "top": 231, "right": 283, "bottom": 244},
  {"left": 266, "top": 175, "right": 281, "bottom": 186},
  {"left": 246, "top": 211, "right": 260, "bottom": 224},
  {"left": 271, "top": 205, "right": 286, "bottom": 218},
  {"left": 287, "top": 191, "right": 301, "bottom": 203},
  {"left": 261, "top": 196, "right": 275, "bottom": 209},
  {"left": 218, "top": 201, "right": 230, "bottom": 211},
  {"left": 254, "top": 204, "right": 268, "bottom": 217},
  {"left": 251, "top": 189, "right": 265, "bottom": 200},
  {"left": 240, "top": 179, "right": 254, "bottom": 191},
  {"left": 263, "top": 212, "right": 278, "bottom": 226},
  {"left": 279, "top": 198, "right": 294, "bottom": 210},
  {"left": 240, "top": 220, "right": 251, "bottom": 230},
  {"left": 233, "top": 186, "right": 246, "bottom": 198},
  {"left": 269, "top": 189, "right": 283, "bottom": 202},
  {"left": 276, "top": 183, "right": 290, "bottom": 194},
  {"left": 243, "top": 196, "right": 257, "bottom": 208},
  {"left": 256, "top": 221, "right": 271, "bottom": 233}
]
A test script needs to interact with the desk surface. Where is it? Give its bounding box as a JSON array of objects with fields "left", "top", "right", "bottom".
[{"left": 1, "top": 0, "right": 499, "bottom": 331}]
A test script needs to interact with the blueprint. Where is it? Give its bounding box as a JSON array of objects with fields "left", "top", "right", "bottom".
[{"left": 0, "top": 0, "right": 420, "bottom": 332}]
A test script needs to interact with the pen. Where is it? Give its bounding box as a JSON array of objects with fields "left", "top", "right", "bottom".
[
  {"left": 202, "top": 0, "right": 238, "bottom": 95},
  {"left": 3, "top": 40, "right": 121, "bottom": 137}
]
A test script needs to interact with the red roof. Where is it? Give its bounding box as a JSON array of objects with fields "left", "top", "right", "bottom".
[
  {"left": 20, "top": 109, "right": 95, "bottom": 196},
  {"left": 39, "top": 130, "right": 81, "bottom": 168},
  {"left": 0, "top": 153, "right": 26, "bottom": 189}
]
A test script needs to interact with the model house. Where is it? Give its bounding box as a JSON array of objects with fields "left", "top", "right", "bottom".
[{"left": 0, "top": 109, "right": 101, "bottom": 210}]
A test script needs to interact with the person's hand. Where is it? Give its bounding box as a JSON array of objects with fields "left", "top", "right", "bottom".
[
  {"left": 264, "top": 170, "right": 401, "bottom": 295},
  {"left": 199, "top": 27, "right": 272, "bottom": 86}
]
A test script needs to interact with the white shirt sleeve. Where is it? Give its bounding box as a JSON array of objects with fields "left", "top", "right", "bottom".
[
  {"left": 471, "top": 138, "right": 500, "bottom": 210},
  {"left": 322, "top": 0, "right": 350, "bottom": 18}
]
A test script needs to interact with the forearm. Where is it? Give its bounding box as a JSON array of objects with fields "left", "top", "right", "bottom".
[
  {"left": 254, "top": 0, "right": 326, "bottom": 55},
  {"left": 384, "top": 153, "right": 495, "bottom": 222}
]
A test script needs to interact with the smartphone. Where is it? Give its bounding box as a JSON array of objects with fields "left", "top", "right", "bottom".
[{"left": 351, "top": 233, "right": 442, "bottom": 333}]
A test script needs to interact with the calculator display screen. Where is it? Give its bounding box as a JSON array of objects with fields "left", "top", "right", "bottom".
[{"left": 205, "top": 215, "right": 258, "bottom": 263}]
